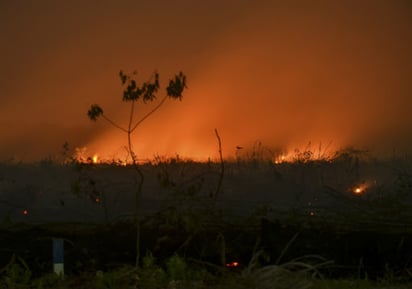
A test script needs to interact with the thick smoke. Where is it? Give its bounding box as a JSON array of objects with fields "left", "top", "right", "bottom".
[{"left": 1, "top": 1, "right": 411, "bottom": 161}]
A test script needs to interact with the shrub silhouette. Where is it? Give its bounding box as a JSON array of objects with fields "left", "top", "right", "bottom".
[{"left": 87, "top": 70, "right": 187, "bottom": 266}]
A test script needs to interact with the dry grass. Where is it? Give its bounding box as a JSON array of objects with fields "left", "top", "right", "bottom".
[{"left": 217, "top": 251, "right": 332, "bottom": 289}]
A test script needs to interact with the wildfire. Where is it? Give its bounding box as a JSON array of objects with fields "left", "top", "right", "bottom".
[
  {"left": 72, "top": 147, "right": 108, "bottom": 164},
  {"left": 274, "top": 154, "right": 287, "bottom": 164},
  {"left": 352, "top": 184, "right": 367, "bottom": 195},
  {"left": 72, "top": 141, "right": 340, "bottom": 165}
]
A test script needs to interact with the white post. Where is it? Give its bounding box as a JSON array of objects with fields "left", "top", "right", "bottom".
[{"left": 53, "top": 238, "right": 64, "bottom": 278}]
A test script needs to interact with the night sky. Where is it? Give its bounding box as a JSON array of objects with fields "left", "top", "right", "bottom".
[{"left": 1, "top": 1, "right": 412, "bottom": 162}]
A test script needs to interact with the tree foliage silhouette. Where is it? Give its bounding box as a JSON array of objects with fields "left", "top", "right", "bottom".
[{"left": 87, "top": 70, "right": 187, "bottom": 266}]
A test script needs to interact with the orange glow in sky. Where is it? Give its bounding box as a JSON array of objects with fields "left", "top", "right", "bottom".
[{"left": 1, "top": 1, "right": 412, "bottom": 162}]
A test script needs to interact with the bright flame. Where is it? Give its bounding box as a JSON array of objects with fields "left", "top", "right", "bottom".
[
  {"left": 352, "top": 184, "right": 367, "bottom": 195},
  {"left": 274, "top": 154, "right": 287, "bottom": 164},
  {"left": 75, "top": 139, "right": 340, "bottom": 165}
]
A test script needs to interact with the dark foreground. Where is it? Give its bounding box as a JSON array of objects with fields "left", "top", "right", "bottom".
[
  {"left": 1, "top": 213, "right": 412, "bottom": 284},
  {"left": 1, "top": 156, "right": 412, "bottom": 287}
]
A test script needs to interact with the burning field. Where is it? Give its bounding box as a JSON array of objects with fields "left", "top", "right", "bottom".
[{"left": 1, "top": 1, "right": 412, "bottom": 287}]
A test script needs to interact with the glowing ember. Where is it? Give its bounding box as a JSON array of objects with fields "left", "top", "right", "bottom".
[
  {"left": 352, "top": 184, "right": 367, "bottom": 195},
  {"left": 226, "top": 261, "right": 240, "bottom": 268},
  {"left": 95, "top": 197, "right": 100, "bottom": 203},
  {"left": 23, "top": 209, "right": 28, "bottom": 216}
]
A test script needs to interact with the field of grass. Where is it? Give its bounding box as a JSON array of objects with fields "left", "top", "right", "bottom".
[{"left": 1, "top": 151, "right": 412, "bottom": 288}]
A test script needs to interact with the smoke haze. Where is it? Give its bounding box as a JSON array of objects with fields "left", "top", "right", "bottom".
[{"left": 1, "top": 1, "right": 411, "bottom": 161}]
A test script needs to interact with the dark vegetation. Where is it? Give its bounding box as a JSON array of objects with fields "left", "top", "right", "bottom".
[
  {"left": 1, "top": 150, "right": 412, "bottom": 288},
  {"left": 87, "top": 69, "right": 187, "bottom": 267}
]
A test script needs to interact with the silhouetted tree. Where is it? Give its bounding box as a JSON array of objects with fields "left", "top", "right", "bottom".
[{"left": 87, "top": 70, "right": 187, "bottom": 266}]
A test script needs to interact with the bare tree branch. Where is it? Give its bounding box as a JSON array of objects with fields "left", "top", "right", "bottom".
[
  {"left": 101, "top": 114, "right": 128, "bottom": 133},
  {"left": 131, "top": 94, "right": 168, "bottom": 133},
  {"left": 214, "top": 128, "right": 224, "bottom": 200}
]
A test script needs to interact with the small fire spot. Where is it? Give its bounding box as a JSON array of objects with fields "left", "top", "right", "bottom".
[
  {"left": 274, "top": 154, "right": 287, "bottom": 164},
  {"left": 225, "top": 261, "right": 239, "bottom": 268},
  {"left": 352, "top": 185, "right": 367, "bottom": 195},
  {"left": 23, "top": 209, "right": 28, "bottom": 216},
  {"left": 95, "top": 197, "right": 100, "bottom": 203}
]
